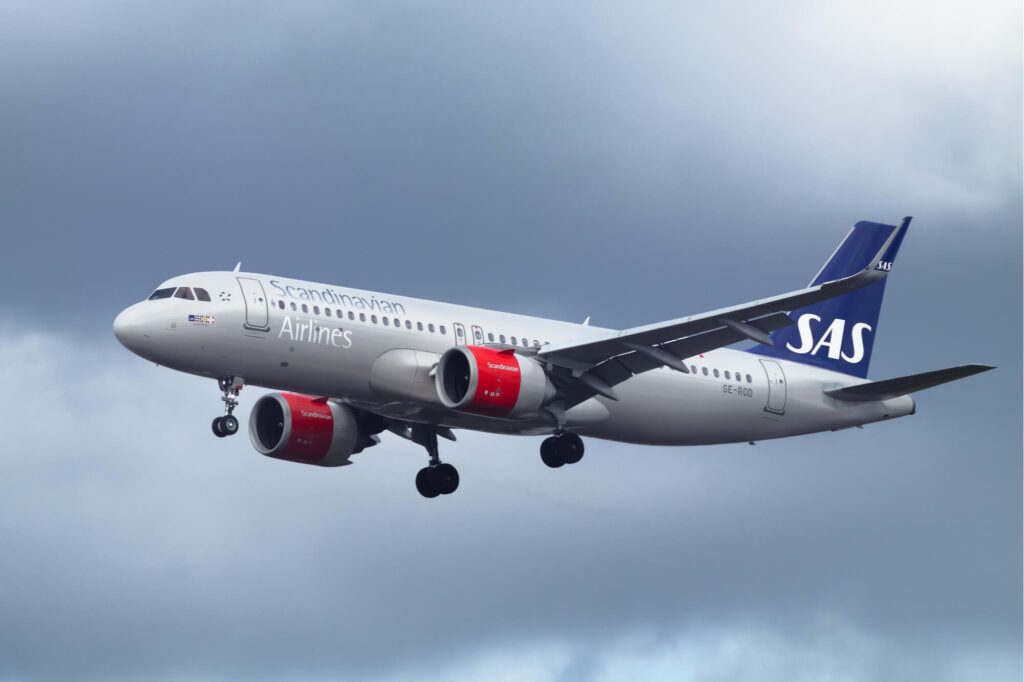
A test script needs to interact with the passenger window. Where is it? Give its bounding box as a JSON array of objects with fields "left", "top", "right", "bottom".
[
  {"left": 724, "top": 371, "right": 731, "bottom": 380},
  {"left": 148, "top": 287, "right": 176, "bottom": 300},
  {"left": 302, "top": 304, "right": 308, "bottom": 313},
  {"left": 406, "top": 320, "right": 412, "bottom": 329},
  {"left": 313, "top": 306, "right": 320, "bottom": 315},
  {"left": 348, "top": 311, "right": 355, "bottom": 321},
  {"left": 499, "top": 335, "right": 506, "bottom": 344},
  {"left": 533, "top": 340, "right": 539, "bottom": 347},
  {"left": 429, "top": 324, "right": 435, "bottom": 333},
  {"left": 174, "top": 287, "right": 194, "bottom": 300},
  {"left": 457, "top": 327, "right": 464, "bottom": 338},
  {"left": 371, "top": 315, "right": 377, "bottom": 324},
  {"left": 690, "top": 365, "right": 697, "bottom": 374},
  {"left": 382, "top": 317, "right": 389, "bottom": 326},
  {"left": 394, "top": 318, "right": 400, "bottom": 327},
  {"left": 702, "top": 367, "right": 708, "bottom": 376},
  {"left": 488, "top": 333, "right": 495, "bottom": 342},
  {"left": 417, "top": 322, "right": 424, "bottom": 331},
  {"left": 440, "top": 325, "right": 446, "bottom": 334},
  {"left": 746, "top": 374, "right": 753, "bottom": 383},
  {"left": 278, "top": 301, "right": 285, "bottom": 310},
  {"left": 291, "top": 302, "right": 297, "bottom": 311},
  {"left": 510, "top": 336, "right": 517, "bottom": 345},
  {"left": 325, "top": 308, "right": 331, "bottom": 317},
  {"left": 522, "top": 338, "right": 528, "bottom": 347},
  {"left": 713, "top": 369, "right": 719, "bottom": 378},
  {"left": 194, "top": 288, "right": 211, "bottom": 302}
]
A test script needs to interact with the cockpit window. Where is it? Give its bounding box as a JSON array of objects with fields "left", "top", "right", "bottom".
[
  {"left": 148, "top": 287, "right": 175, "bottom": 300},
  {"left": 173, "top": 287, "right": 195, "bottom": 300},
  {"left": 194, "top": 288, "right": 211, "bottom": 302}
]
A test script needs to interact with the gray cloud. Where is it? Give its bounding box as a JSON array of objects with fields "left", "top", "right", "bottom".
[{"left": 0, "top": 327, "right": 1017, "bottom": 680}]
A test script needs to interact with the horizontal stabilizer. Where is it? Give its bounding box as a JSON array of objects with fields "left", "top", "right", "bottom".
[{"left": 825, "top": 364, "right": 995, "bottom": 402}]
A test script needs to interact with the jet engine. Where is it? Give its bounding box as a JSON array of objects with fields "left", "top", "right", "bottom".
[
  {"left": 436, "top": 346, "right": 555, "bottom": 418},
  {"left": 248, "top": 393, "right": 371, "bottom": 466}
]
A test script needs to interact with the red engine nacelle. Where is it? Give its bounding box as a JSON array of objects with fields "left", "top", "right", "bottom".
[
  {"left": 248, "top": 393, "right": 363, "bottom": 466},
  {"left": 435, "top": 346, "right": 555, "bottom": 418}
]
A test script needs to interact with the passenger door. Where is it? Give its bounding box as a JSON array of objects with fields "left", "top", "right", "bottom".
[{"left": 237, "top": 277, "right": 270, "bottom": 331}]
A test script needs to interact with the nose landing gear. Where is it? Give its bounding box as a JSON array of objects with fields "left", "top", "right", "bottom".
[
  {"left": 540, "top": 432, "right": 585, "bottom": 468},
  {"left": 212, "top": 377, "right": 244, "bottom": 437}
]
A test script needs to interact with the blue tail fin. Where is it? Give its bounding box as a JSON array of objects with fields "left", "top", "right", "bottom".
[{"left": 749, "top": 217, "right": 911, "bottom": 378}]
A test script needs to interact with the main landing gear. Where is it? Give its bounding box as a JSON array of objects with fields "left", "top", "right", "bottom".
[
  {"left": 212, "top": 377, "right": 244, "bottom": 438},
  {"left": 540, "top": 432, "right": 585, "bottom": 468},
  {"left": 410, "top": 424, "right": 459, "bottom": 499}
]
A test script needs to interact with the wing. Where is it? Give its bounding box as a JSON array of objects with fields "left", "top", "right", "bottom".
[{"left": 538, "top": 223, "right": 903, "bottom": 409}]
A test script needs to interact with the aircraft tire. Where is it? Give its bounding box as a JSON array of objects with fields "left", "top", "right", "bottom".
[
  {"left": 540, "top": 437, "right": 565, "bottom": 468},
  {"left": 212, "top": 417, "right": 227, "bottom": 438},
  {"left": 436, "top": 463, "right": 460, "bottom": 495},
  {"left": 416, "top": 467, "right": 441, "bottom": 499},
  {"left": 559, "top": 433, "right": 585, "bottom": 464},
  {"left": 221, "top": 414, "right": 239, "bottom": 436}
]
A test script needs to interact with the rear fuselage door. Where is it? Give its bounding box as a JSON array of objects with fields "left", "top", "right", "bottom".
[
  {"left": 237, "top": 277, "right": 270, "bottom": 331},
  {"left": 471, "top": 324, "right": 484, "bottom": 345},
  {"left": 759, "top": 359, "right": 787, "bottom": 415}
]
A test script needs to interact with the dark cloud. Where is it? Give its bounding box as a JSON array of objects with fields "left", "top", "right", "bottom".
[{"left": 0, "top": 1, "right": 1019, "bottom": 680}]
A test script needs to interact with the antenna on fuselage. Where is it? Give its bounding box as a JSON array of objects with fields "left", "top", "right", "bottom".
[
  {"left": 233, "top": 262, "right": 241, "bottom": 273},
  {"left": 582, "top": 316, "right": 591, "bottom": 326}
]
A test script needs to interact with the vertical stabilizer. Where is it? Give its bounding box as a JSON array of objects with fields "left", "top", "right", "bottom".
[{"left": 748, "top": 218, "right": 910, "bottom": 378}]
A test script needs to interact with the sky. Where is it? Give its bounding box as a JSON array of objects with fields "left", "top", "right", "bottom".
[{"left": 0, "top": 1, "right": 1020, "bottom": 680}]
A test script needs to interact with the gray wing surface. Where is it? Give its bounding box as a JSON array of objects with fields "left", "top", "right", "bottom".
[{"left": 824, "top": 364, "right": 995, "bottom": 402}]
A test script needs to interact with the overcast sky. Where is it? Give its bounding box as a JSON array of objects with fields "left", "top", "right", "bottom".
[{"left": 0, "top": 1, "right": 1020, "bottom": 680}]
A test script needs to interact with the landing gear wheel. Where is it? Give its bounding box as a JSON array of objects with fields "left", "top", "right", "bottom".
[
  {"left": 416, "top": 467, "right": 441, "bottom": 499},
  {"left": 410, "top": 425, "right": 461, "bottom": 498},
  {"left": 213, "top": 376, "right": 244, "bottom": 439},
  {"left": 540, "top": 437, "right": 565, "bottom": 468},
  {"left": 558, "top": 433, "right": 585, "bottom": 464},
  {"left": 436, "top": 463, "right": 460, "bottom": 495},
  {"left": 212, "top": 417, "right": 227, "bottom": 438},
  {"left": 220, "top": 414, "right": 239, "bottom": 436}
]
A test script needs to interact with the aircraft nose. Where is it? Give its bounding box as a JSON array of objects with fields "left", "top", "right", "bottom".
[{"left": 113, "top": 304, "right": 147, "bottom": 350}]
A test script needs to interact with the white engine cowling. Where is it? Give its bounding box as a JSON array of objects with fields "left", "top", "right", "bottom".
[
  {"left": 248, "top": 393, "right": 363, "bottom": 467},
  {"left": 436, "top": 346, "right": 555, "bottom": 418}
]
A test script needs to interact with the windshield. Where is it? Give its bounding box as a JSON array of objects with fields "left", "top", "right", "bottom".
[
  {"left": 147, "top": 285, "right": 213, "bottom": 302},
  {"left": 148, "top": 287, "right": 176, "bottom": 300}
]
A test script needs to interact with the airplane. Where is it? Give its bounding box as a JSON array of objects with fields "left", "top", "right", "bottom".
[{"left": 113, "top": 217, "right": 993, "bottom": 498}]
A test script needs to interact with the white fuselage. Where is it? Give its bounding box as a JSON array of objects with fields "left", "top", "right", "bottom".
[{"left": 113, "top": 271, "right": 915, "bottom": 445}]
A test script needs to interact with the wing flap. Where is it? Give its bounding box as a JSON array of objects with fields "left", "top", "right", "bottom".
[{"left": 825, "top": 364, "right": 995, "bottom": 402}]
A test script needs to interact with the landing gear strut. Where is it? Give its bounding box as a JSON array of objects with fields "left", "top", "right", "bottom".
[
  {"left": 410, "top": 424, "right": 459, "bottom": 498},
  {"left": 540, "top": 432, "right": 585, "bottom": 468},
  {"left": 212, "top": 377, "right": 243, "bottom": 438}
]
